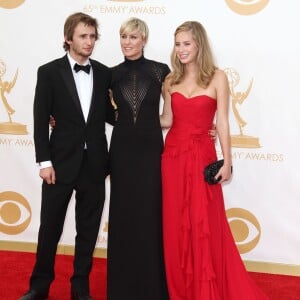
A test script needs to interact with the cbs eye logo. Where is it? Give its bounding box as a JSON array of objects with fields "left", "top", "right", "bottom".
[
  {"left": 226, "top": 207, "right": 261, "bottom": 253},
  {"left": 0, "top": 191, "right": 31, "bottom": 235}
]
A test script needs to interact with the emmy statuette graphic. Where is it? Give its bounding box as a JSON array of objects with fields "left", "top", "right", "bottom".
[
  {"left": 0, "top": 59, "right": 28, "bottom": 134},
  {"left": 224, "top": 68, "right": 260, "bottom": 148}
]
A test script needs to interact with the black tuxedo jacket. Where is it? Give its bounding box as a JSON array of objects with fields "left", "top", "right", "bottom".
[{"left": 33, "top": 55, "right": 115, "bottom": 184}]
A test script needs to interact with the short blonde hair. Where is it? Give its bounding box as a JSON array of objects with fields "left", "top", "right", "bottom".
[{"left": 119, "top": 17, "right": 149, "bottom": 43}]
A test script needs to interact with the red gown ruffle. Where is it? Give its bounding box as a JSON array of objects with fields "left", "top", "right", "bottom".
[{"left": 162, "top": 92, "right": 268, "bottom": 300}]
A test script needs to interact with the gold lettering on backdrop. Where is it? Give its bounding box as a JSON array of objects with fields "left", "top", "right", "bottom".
[
  {"left": 0, "top": 191, "right": 31, "bottom": 235},
  {"left": 0, "top": 137, "right": 33, "bottom": 147},
  {"left": 0, "top": 137, "right": 14, "bottom": 145},
  {"left": 224, "top": 68, "right": 260, "bottom": 148},
  {"left": 0, "top": 60, "right": 28, "bottom": 135},
  {"left": 0, "top": 0, "right": 25, "bottom": 9},
  {"left": 244, "top": 152, "right": 284, "bottom": 161},
  {"left": 226, "top": 208, "right": 261, "bottom": 254},
  {"left": 218, "top": 150, "right": 284, "bottom": 162},
  {"left": 225, "top": 0, "right": 269, "bottom": 15},
  {"left": 83, "top": 4, "right": 166, "bottom": 15},
  {"left": 14, "top": 138, "right": 34, "bottom": 146}
]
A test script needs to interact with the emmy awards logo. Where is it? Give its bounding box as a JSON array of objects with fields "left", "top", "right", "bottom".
[
  {"left": 224, "top": 68, "right": 261, "bottom": 148},
  {"left": 224, "top": 0, "right": 269, "bottom": 15},
  {"left": 0, "top": 59, "right": 28, "bottom": 135},
  {"left": 0, "top": 0, "right": 26, "bottom": 9}
]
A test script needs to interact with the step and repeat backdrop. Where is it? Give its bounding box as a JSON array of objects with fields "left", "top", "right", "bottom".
[{"left": 0, "top": 0, "right": 299, "bottom": 275}]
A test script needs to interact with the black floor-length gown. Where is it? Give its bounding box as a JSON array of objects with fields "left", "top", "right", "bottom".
[{"left": 107, "top": 56, "right": 170, "bottom": 300}]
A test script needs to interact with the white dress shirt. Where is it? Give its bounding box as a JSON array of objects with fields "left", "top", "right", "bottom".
[{"left": 68, "top": 53, "right": 93, "bottom": 122}]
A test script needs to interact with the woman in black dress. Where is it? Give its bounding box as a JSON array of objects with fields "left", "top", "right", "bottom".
[{"left": 107, "top": 17, "right": 170, "bottom": 300}]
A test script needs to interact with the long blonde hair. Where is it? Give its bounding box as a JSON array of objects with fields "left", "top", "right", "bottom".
[{"left": 169, "top": 21, "right": 217, "bottom": 87}]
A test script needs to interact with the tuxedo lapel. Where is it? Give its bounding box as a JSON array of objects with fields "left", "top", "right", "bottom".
[
  {"left": 58, "top": 55, "right": 85, "bottom": 121},
  {"left": 86, "top": 60, "right": 98, "bottom": 124}
]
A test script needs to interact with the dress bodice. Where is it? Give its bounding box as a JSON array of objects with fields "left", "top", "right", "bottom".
[
  {"left": 111, "top": 56, "right": 170, "bottom": 127},
  {"left": 164, "top": 92, "right": 217, "bottom": 160},
  {"left": 170, "top": 92, "right": 217, "bottom": 136}
]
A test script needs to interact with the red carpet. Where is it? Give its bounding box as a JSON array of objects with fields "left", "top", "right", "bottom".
[
  {"left": 1, "top": 250, "right": 300, "bottom": 300},
  {"left": 0, "top": 251, "right": 106, "bottom": 300}
]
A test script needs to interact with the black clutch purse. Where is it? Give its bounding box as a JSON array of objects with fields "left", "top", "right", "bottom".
[{"left": 204, "top": 159, "right": 232, "bottom": 185}]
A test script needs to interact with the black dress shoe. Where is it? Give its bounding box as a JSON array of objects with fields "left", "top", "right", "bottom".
[
  {"left": 71, "top": 290, "right": 93, "bottom": 300},
  {"left": 18, "top": 290, "right": 48, "bottom": 300}
]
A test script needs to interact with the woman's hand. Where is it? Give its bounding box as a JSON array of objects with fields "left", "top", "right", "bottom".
[
  {"left": 215, "top": 164, "right": 232, "bottom": 184},
  {"left": 209, "top": 123, "right": 217, "bottom": 140}
]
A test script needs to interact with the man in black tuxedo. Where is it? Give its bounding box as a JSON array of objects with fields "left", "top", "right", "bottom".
[{"left": 19, "top": 12, "right": 115, "bottom": 300}]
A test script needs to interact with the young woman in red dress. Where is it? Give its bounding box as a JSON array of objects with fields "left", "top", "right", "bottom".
[{"left": 160, "top": 21, "right": 268, "bottom": 300}]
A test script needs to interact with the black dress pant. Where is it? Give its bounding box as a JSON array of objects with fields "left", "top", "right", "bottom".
[{"left": 30, "top": 153, "right": 105, "bottom": 294}]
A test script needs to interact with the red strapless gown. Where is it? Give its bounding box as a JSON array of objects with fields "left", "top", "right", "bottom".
[{"left": 162, "top": 92, "right": 268, "bottom": 300}]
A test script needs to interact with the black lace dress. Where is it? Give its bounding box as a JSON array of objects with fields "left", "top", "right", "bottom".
[{"left": 107, "top": 56, "right": 170, "bottom": 300}]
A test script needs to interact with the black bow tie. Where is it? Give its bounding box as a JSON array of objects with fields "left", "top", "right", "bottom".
[{"left": 74, "top": 63, "right": 91, "bottom": 74}]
